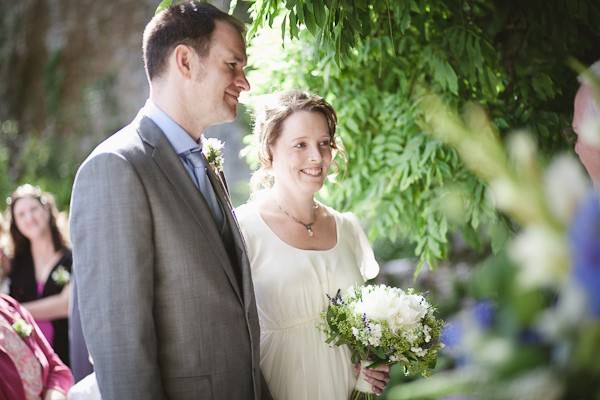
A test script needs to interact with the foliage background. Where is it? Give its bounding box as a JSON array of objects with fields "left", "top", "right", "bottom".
[{"left": 243, "top": 0, "right": 600, "bottom": 269}]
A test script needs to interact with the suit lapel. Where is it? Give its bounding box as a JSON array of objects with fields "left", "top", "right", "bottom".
[
  {"left": 136, "top": 116, "right": 243, "bottom": 303},
  {"left": 205, "top": 158, "right": 254, "bottom": 310}
]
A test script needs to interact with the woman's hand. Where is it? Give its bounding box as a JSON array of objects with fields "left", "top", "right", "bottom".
[
  {"left": 44, "top": 388, "right": 67, "bottom": 400},
  {"left": 354, "top": 362, "right": 391, "bottom": 395}
]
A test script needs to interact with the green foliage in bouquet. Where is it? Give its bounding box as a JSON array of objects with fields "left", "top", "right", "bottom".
[{"left": 322, "top": 284, "right": 444, "bottom": 377}]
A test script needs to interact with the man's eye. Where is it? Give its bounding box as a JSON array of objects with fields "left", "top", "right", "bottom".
[
  {"left": 227, "top": 63, "right": 236, "bottom": 70},
  {"left": 294, "top": 143, "right": 305, "bottom": 149}
]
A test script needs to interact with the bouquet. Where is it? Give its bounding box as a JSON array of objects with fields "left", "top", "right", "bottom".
[{"left": 322, "top": 284, "right": 443, "bottom": 399}]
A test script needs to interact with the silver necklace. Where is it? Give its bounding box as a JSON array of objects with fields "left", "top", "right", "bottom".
[{"left": 275, "top": 200, "right": 319, "bottom": 237}]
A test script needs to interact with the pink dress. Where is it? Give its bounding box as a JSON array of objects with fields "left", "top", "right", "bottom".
[
  {"left": 35, "top": 282, "right": 54, "bottom": 345},
  {"left": 0, "top": 294, "right": 73, "bottom": 399}
]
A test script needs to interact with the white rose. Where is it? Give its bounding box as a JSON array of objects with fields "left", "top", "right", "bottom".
[
  {"left": 389, "top": 294, "right": 429, "bottom": 332},
  {"left": 352, "top": 286, "right": 405, "bottom": 323}
]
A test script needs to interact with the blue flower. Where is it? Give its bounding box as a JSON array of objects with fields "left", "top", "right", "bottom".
[
  {"left": 441, "top": 320, "right": 462, "bottom": 349},
  {"left": 471, "top": 300, "right": 495, "bottom": 328},
  {"left": 569, "top": 191, "right": 600, "bottom": 317}
]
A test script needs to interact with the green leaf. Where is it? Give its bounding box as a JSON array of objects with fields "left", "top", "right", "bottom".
[{"left": 155, "top": 0, "right": 173, "bottom": 15}]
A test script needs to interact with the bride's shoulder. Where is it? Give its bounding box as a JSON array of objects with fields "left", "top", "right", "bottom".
[
  {"left": 234, "top": 201, "right": 257, "bottom": 223},
  {"left": 324, "top": 206, "right": 358, "bottom": 227}
]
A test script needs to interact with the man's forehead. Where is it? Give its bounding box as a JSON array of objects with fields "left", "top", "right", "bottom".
[{"left": 210, "top": 22, "right": 247, "bottom": 61}]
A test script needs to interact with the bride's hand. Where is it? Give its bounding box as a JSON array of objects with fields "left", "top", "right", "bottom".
[{"left": 354, "top": 362, "right": 391, "bottom": 395}]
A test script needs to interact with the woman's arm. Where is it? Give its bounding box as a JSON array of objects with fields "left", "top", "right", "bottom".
[{"left": 22, "top": 283, "right": 70, "bottom": 320}]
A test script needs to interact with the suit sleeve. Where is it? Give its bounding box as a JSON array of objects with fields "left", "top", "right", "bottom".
[{"left": 70, "top": 152, "right": 165, "bottom": 399}]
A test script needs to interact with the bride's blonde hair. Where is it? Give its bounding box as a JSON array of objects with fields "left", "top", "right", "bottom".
[{"left": 250, "top": 90, "right": 340, "bottom": 192}]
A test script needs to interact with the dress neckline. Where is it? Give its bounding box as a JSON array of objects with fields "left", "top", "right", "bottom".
[{"left": 253, "top": 203, "right": 340, "bottom": 253}]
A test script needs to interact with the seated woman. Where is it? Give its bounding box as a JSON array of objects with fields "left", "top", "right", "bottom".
[
  {"left": 7, "top": 184, "right": 72, "bottom": 365},
  {"left": 0, "top": 293, "right": 73, "bottom": 399}
]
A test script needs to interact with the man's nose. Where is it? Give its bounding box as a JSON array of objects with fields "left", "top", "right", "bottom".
[{"left": 236, "top": 71, "right": 250, "bottom": 91}]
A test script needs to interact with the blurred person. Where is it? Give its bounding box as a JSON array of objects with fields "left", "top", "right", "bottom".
[
  {"left": 0, "top": 213, "right": 10, "bottom": 293},
  {"left": 0, "top": 293, "right": 73, "bottom": 399},
  {"left": 572, "top": 59, "right": 600, "bottom": 185},
  {"left": 7, "top": 184, "right": 71, "bottom": 366},
  {"left": 69, "top": 2, "right": 270, "bottom": 399},
  {"left": 235, "top": 90, "right": 390, "bottom": 399}
]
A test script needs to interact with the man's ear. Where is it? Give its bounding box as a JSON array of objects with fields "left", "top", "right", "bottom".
[{"left": 172, "top": 44, "right": 194, "bottom": 79}]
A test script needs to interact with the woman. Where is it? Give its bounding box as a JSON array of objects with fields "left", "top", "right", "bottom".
[
  {"left": 7, "top": 184, "right": 71, "bottom": 365},
  {"left": 0, "top": 293, "right": 73, "bottom": 399},
  {"left": 236, "top": 90, "right": 389, "bottom": 399}
]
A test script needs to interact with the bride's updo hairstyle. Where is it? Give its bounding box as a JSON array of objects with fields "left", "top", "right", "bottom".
[{"left": 251, "top": 89, "right": 339, "bottom": 191}]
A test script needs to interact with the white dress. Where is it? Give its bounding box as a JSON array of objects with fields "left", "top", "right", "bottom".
[{"left": 236, "top": 202, "right": 379, "bottom": 400}]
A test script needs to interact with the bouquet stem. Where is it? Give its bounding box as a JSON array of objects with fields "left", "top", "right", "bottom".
[{"left": 350, "top": 360, "right": 377, "bottom": 399}]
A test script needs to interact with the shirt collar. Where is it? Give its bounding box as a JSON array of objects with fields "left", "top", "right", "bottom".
[{"left": 140, "top": 99, "right": 200, "bottom": 155}]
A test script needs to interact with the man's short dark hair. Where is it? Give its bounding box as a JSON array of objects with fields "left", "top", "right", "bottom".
[{"left": 142, "top": 1, "right": 245, "bottom": 81}]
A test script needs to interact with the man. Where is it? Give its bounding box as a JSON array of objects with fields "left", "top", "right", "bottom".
[
  {"left": 572, "top": 60, "right": 600, "bottom": 185},
  {"left": 69, "top": 2, "right": 270, "bottom": 399}
]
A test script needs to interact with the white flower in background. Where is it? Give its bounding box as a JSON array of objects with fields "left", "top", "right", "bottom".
[
  {"left": 509, "top": 225, "right": 569, "bottom": 288},
  {"left": 504, "top": 368, "right": 563, "bottom": 400},
  {"left": 536, "top": 281, "right": 587, "bottom": 341},
  {"left": 507, "top": 131, "right": 537, "bottom": 169},
  {"left": 544, "top": 154, "right": 589, "bottom": 224}
]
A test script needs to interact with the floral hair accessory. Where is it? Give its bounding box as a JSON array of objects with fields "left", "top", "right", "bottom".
[
  {"left": 202, "top": 138, "right": 225, "bottom": 172},
  {"left": 51, "top": 265, "right": 70, "bottom": 286},
  {"left": 12, "top": 318, "right": 33, "bottom": 338}
]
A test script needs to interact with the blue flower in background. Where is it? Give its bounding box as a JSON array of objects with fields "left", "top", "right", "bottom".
[
  {"left": 569, "top": 190, "right": 600, "bottom": 317},
  {"left": 471, "top": 300, "right": 495, "bottom": 328},
  {"left": 441, "top": 320, "right": 462, "bottom": 349}
]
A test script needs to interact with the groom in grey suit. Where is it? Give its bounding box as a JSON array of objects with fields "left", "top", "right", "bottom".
[{"left": 69, "top": 2, "right": 271, "bottom": 399}]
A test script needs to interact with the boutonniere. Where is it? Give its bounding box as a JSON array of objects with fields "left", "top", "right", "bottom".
[
  {"left": 51, "top": 265, "right": 70, "bottom": 286},
  {"left": 12, "top": 318, "right": 33, "bottom": 338},
  {"left": 202, "top": 137, "right": 225, "bottom": 173}
]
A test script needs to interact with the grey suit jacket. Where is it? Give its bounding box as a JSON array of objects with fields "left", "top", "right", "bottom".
[{"left": 70, "top": 113, "right": 270, "bottom": 400}]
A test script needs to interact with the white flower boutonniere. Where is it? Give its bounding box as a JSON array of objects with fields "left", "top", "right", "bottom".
[
  {"left": 202, "top": 138, "right": 225, "bottom": 173},
  {"left": 51, "top": 265, "right": 70, "bottom": 286},
  {"left": 12, "top": 318, "right": 33, "bottom": 338}
]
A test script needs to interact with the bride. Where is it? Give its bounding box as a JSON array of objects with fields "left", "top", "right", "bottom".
[{"left": 236, "top": 90, "right": 390, "bottom": 399}]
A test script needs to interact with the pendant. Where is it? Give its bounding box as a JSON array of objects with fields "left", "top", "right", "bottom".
[{"left": 307, "top": 226, "right": 314, "bottom": 237}]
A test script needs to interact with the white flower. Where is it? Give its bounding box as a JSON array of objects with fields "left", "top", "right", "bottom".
[
  {"left": 423, "top": 324, "right": 432, "bottom": 343},
  {"left": 509, "top": 225, "right": 569, "bottom": 288},
  {"left": 411, "top": 346, "right": 428, "bottom": 357},
  {"left": 507, "top": 131, "right": 537, "bottom": 170},
  {"left": 202, "top": 137, "right": 225, "bottom": 172},
  {"left": 12, "top": 318, "right": 33, "bottom": 338},
  {"left": 544, "top": 154, "right": 589, "bottom": 224},
  {"left": 51, "top": 265, "right": 70, "bottom": 286},
  {"left": 352, "top": 285, "right": 429, "bottom": 334},
  {"left": 368, "top": 323, "right": 383, "bottom": 346}
]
